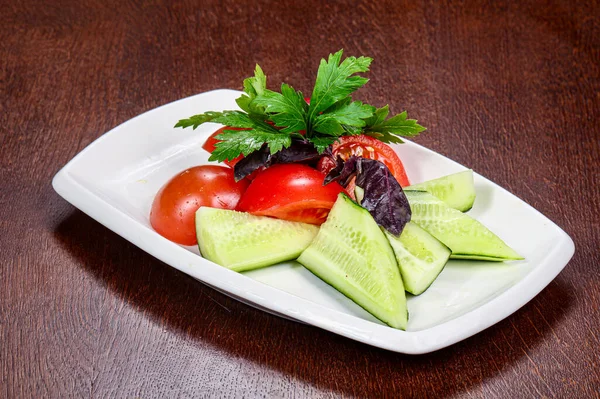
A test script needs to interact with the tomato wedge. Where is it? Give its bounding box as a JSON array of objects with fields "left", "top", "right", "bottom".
[
  {"left": 150, "top": 165, "right": 249, "bottom": 245},
  {"left": 202, "top": 127, "right": 247, "bottom": 168},
  {"left": 317, "top": 135, "right": 410, "bottom": 187},
  {"left": 236, "top": 164, "right": 345, "bottom": 225}
]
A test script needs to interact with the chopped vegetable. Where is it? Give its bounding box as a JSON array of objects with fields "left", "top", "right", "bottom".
[
  {"left": 405, "top": 170, "right": 476, "bottom": 212},
  {"left": 405, "top": 191, "right": 523, "bottom": 260},
  {"left": 150, "top": 165, "right": 249, "bottom": 245},
  {"left": 196, "top": 207, "right": 318, "bottom": 272},
  {"left": 297, "top": 193, "right": 408, "bottom": 329},
  {"left": 236, "top": 164, "right": 346, "bottom": 225},
  {"left": 384, "top": 222, "right": 451, "bottom": 295}
]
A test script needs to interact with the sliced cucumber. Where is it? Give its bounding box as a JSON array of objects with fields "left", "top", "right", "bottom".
[
  {"left": 297, "top": 193, "right": 408, "bottom": 330},
  {"left": 195, "top": 207, "right": 319, "bottom": 272},
  {"left": 449, "top": 254, "right": 511, "bottom": 261},
  {"left": 384, "top": 222, "right": 451, "bottom": 295},
  {"left": 405, "top": 191, "right": 523, "bottom": 261},
  {"left": 405, "top": 170, "right": 476, "bottom": 212}
]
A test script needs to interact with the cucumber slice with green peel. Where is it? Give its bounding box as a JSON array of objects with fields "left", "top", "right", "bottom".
[
  {"left": 195, "top": 207, "right": 319, "bottom": 272},
  {"left": 297, "top": 193, "right": 408, "bottom": 330},
  {"left": 449, "top": 254, "right": 512, "bottom": 261},
  {"left": 384, "top": 222, "right": 451, "bottom": 295},
  {"left": 405, "top": 170, "right": 476, "bottom": 212},
  {"left": 405, "top": 191, "right": 523, "bottom": 261}
]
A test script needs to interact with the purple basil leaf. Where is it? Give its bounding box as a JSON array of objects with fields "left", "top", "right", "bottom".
[
  {"left": 324, "top": 155, "right": 359, "bottom": 186},
  {"left": 355, "top": 158, "right": 411, "bottom": 236},
  {"left": 324, "top": 157, "right": 411, "bottom": 236},
  {"left": 323, "top": 156, "right": 345, "bottom": 185},
  {"left": 234, "top": 144, "right": 270, "bottom": 181},
  {"left": 233, "top": 139, "right": 321, "bottom": 181},
  {"left": 274, "top": 140, "right": 320, "bottom": 164}
]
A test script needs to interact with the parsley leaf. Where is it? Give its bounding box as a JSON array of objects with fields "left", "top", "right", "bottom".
[
  {"left": 313, "top": 100, "right": 374, "bottom": 135},
  {"left": 235, "top": 65, "right": 267, "bottom": 116},
  {"left": 305, "top": 136, "right": 338, "bottom": 153},
  {"left": 175, "top": 50, "right": 427, "bottom": 161},
  {"left": 342, "top": 125, "right": 363, "bottom": 135},
  {"left": 307, "top": 49, "right": 372, "bottom": 128},
  {"left": 364, "top": 104, "right": 389, "bottom": 127},
  {"left": 364, "top": 106, "right": 426, "bottom": 144},
  {"left": 175, "top": 110, "right": 291, "bottom": 162},
  {"left": 252, "top": 84, "right": 308, "bottom": 133},
  {"left": 174, "top": 111, "right": 230, "bottom": 130},
  {"left": 208, "top": 112, "right": 291, "bottom": 161},
  {"left": 211, "top": 128, "right": 291, "bottom": 162},
  {"left": 175, "top": 110, "right": 258, "bottom": 130}
]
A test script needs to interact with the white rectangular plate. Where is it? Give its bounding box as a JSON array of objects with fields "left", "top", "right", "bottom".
[{"left": 52, "top": 89, "right": 574, "bottom": 354}]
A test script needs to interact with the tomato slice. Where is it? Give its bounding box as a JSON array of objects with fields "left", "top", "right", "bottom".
[
  {"left": 202, "top": 127, "right": 247, "bottom": 168},
  {"left": 317, "top": 135, "right": 410, "bottom": 187},
  {"left": 236, "top": 164, "right": 345, "bottom": 225},
  {"left": 150, "top": 165, "right": 249, "bottom": 245}
]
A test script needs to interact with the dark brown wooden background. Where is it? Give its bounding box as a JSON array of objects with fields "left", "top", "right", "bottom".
[{"left": 2, "top": 0, "right": 599, "bottom": 397}]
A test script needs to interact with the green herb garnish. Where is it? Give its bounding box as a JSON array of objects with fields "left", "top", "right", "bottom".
[{"left": 175, "top": 49, "right": 426, "bottom": 162}]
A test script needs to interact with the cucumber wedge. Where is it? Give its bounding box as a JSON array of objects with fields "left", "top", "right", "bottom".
[
  {"left": 405, "top": 170, "right": 476, "bottom": 212},
  {"left": 384, "top": 222, "right": 451, "bottom": 295},
  {"left": 297, "top": 194, "right": 408, "bottom": 330},
  {"left": 449, "top": 254, "right": 513, "bottom": 261},
  {"left": 196, "top": 207, "right": 319, "bottom": 272},
  {"left": 405, "top": 191, "right": 523, "bottom": 261}
]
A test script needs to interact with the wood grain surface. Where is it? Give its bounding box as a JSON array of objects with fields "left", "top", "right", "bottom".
[{"left": 2, "top": 0, "right": 599, "bottom": 397}]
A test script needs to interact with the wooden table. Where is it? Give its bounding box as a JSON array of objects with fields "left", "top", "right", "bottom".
[{"left": 2, "top": 0, "right": 599, "bottom": 397}]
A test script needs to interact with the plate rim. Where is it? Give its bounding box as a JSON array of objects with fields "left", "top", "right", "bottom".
[{"left": 52, "top": 89, "right": 575, "bottom": 354}]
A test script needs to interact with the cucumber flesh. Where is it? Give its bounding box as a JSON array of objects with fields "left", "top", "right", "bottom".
[
  {"left": 196, "top": 207, "right": 319, "bottom": 272},
  {"left": 297, "top": 194, "right": 408, "bottom": 330},
  {"left": 384, "top": 222, "right": 451, "bottom": 295},
  {"left": 405, "top": 191, "right": 523, "bottom": 261},
  {"left": 405, "top": 170, "right": 476, "bottom": 212}
]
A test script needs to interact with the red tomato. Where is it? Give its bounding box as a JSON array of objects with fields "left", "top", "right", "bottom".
[
  {"left": 317, "top": 135, "right": 410, "bottom": 187},
  {"left": 150, "top": 165, "right": 249, "bottom": 245},
  {"left": 236, "top": 164, "right": 345, "bottom": 225},
  {"left": 202, "top": 127, "right": 247, "bottom": 168}
]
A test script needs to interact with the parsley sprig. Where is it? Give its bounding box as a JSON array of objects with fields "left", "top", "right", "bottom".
[{"left": 175, "top": 49, "right": 426, "bottom": 162}]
